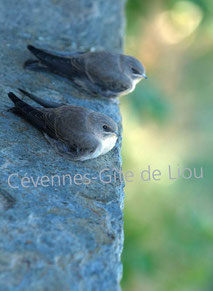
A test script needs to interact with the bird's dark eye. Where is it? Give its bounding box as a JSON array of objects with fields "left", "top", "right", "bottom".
[
  {"left": 132, "top": 68, "right": 140, "bottom": 75},
  {"left": 103, "top": 125, "right": 110, "bottom": 132}
]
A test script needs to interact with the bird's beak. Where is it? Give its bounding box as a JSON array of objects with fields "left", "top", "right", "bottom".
[
  {"left": 133, "top": 73, "right": 148, "bottom": 80},
  {"left": 142, "top": 73, "right": 148, "bottom": 79}
]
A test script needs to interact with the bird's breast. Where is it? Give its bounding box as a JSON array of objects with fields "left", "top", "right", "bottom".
[
  {"left": 68, "top": 134, "right": 117, "bottom": 161},
  {"left": 118, "top": 77, "right": 141, "bottom": 96},
  {"left": 128, "top": 78, "right": 142, "bottom": 93},
  {"left": 99, "top": 135, "right": 117, "bottom": 156}
]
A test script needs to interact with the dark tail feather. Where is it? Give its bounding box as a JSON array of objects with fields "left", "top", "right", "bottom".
[
  {"left": 28, "top": 45, "right": 85, "bottom": 57},
  {"left": 8, "top": 92, "right": 23, "bottom": 105},
  {"left": 27, "top": 45, "right": 68, "bottom": 64},
  {"left": 27, "top": 45, "right": 82, "bottom": 79},
  {"left": 18, "top": 88, "right": 62, "bottom": 108},
  {"left": 8, "top": 92, "right": 46, "bottom": 131},
  {"left": 23, "top": 59, "right": 50, "bottom": 73}
]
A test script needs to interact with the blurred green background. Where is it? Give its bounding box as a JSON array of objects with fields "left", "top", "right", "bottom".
[{"left": 121, "top": 1, "right": 213, "bottom": 290}]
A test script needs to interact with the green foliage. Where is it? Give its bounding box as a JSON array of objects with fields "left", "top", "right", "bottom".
[
  {"left": 126, "top": 82, "right": 171, "bottom": 124},
  {"left": 122, "top": 0, "right": 213, "bottom": 290}
]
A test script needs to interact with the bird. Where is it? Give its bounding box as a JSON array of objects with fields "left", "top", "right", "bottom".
[
  {"left": 8, "top": 89, "right": 118, "bottom": 161},
  {"left": 24, "top": 45, "right": 147, "bottom": 99}
]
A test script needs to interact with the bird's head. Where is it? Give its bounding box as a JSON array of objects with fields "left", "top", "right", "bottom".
[
  {"left": 89, "top": 112, "right": 118, "bottom": 140},
  {"left": 122, "top": 55, "right": 147, "bottom": 81}
]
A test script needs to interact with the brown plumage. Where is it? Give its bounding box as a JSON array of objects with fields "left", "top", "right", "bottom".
[
  {"left": 8, "top": 90, "right": 118, "bottom": 161},
  {"left": 25, "top": 45, "right": 147, "bottom": 98}
]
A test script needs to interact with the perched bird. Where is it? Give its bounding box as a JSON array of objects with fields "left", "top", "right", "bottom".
[
  {"left": 24, "top": 45, "right": 147, "bottom": 98},
  {"left": 8, "top": 89, "right": 118, "bottom": 161}
]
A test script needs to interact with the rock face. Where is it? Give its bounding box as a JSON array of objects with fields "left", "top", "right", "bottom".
[{"left": 0, "top": 0, "right": 125, "bottom": 290}]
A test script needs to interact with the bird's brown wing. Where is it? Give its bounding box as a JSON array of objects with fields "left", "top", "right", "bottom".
[
  {"left": 27, "top": 45, "right": 87, "bottom": 79},
  {"left": 8, "top": 93, "right": 99, "bottom": 160},
  {"left": 44, "top": 106, "right": 90, "bottom": 140}
]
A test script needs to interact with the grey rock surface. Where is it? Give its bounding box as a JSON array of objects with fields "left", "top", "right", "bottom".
[{"left": 0, "top": 0, "right": 125, "bottom": 290}]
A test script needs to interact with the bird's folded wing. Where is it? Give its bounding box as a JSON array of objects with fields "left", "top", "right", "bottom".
[
  {"left": 43, "top": 106, "right": 89, "bottom": 141},
  {"left": 42, "top": 110, "right": 60, "bottom": 140},
  {"left": 28, "top": 45, "right": 87, "bottom": 79}
]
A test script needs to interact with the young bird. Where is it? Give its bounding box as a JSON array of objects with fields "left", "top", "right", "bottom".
[
  {"left": 24, "top": 45, "right": 147, "bottom": 98},
  {"left": 8, "top": 89, "right": 118, "bottom": 161}
]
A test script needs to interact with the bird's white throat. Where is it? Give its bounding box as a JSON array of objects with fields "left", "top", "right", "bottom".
[
  {"left": 95, "top": 134, "right": 117, "bottom": 157},
  {"left": 129, "top": 78, "right": 142, "bottom": 93},
  {"left": 101, "top": 134, "right": 117, "bottom": 155},
  {"left": 119, "top": 77, "right": 142, "bottom": 96}
]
